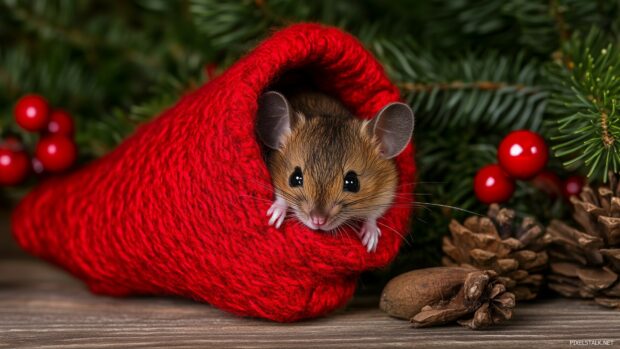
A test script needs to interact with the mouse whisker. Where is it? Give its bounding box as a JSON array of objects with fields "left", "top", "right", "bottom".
[
  {"left": 292, "top": 219, "right": 303, "bottom": 228},
  {"left": 334, "top": 225, "right": 346, "bottom": 242},
  {"left": 375, "top": 221, "right": 412, "bottom": 247},
  {"left": 276, "top": 191, "right": 303, "bottom": 204},
  {"left": 344, "top": 217, "right": 412, "bottom": 248},
  {"left": 342, "top": 194, "right": 390, "bottom": 207},
  {"left": 238, "top": 194, "right": 273, "bottom": 203},
  {"left": 244, "top": 177, "right": 274, "bottom": 186},
  {"left": 239, "top": 178, "right": 299, "bottom": 204},
  {"left": 343, "top": 201, "right": 478, "bottom": 216},
  {"left": 407, "top": 202, "right": 480, "bottom": 215},
  {"left": 399, "top": 181, "right": 448, "bottom": 186},
  {"left": 243, "top": 183, "right": 305, "bottom": 207},
  {"left": 391, "top": 190, "right": 450, "bottom": 198},
  {"left": 242, "top": 178, "right": 276, "bottom": 192},
  {"left": 415, "top": 216, "right": 429, "bottom": 225},
  {"left": 338, "top": 222, "right": 358, "bottom": 245}
]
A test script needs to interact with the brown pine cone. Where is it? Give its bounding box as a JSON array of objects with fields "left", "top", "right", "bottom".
[
  {"left": 380, "top": 267, "right": 516, "bottom": 330},
  {"left": 442, "top": 204, "right": 551, "bottom": 300},
  {"left": 547, "top": 173, "right": 620, "bottom": 309}
]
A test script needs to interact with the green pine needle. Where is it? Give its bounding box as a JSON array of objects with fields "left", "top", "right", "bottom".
[{"left": 546, "top": 28, "right": 620, "bottom": 182}]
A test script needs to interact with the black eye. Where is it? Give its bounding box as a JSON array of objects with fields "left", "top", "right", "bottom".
[
  {"left": 343, "top": 171, "right": 360, "bottom": 192},
  {"left": 289, "top": 166, "right": 303, "bottom": 187}
]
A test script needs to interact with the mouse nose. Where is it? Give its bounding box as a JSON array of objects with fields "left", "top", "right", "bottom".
[{"left": 309, "top": 210, "right": 327, "bottom": 227}]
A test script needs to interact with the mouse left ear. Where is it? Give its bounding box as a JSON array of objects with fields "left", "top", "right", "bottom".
[
  {"left": 368, "top": 102, "right": 415, "bottom": 159},
  {"left": 256, "top": 91, "right": 292, "bottom": 150}
]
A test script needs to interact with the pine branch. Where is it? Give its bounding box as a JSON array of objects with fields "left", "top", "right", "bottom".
[
  {"left": 545, "top": 29, "right": 620, "bottom": 182},
  {"left": 188, "top": 0, "right": 415, "bottom": 59},
  {"left": 399, "top": 81, "right": 530, "bottom": 93},
  {"left": 3, "top": 1, "right": 167, "bottom": 70},
  {"left": 0, "top": 46, "right": 104, "bottom": 118},
  {"left": 421, "top": 0, "right": 618, "bottom": 55},
  {"left": 549, "top": 0, "right": 571, "bottom": 45},
  {"left": 372, "top": 37, "right": 548, "bottom": 131}
]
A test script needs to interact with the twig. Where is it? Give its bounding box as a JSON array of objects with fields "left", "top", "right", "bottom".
[
  {"left": 549, "top": 0, "right": 574, "bottom": 69},
  {"left": 600, "top": 111, "right": 615, "bottom": 148},
  {"left": 398, "top": 81, "right": 529, "bottom": 93},
  {"left": 549, "top": 0, "right": 570, "bottom": 44},
  {"left": 10, "top": 6, "right": 161, "bottom": 70}
]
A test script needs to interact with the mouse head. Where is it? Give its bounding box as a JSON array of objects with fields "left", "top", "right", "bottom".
[{"left": 257, "top": 91, "right": 414, "bottom": 231}]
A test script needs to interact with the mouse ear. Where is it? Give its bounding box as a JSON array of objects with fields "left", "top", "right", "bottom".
[
  {"left": 368, "top": 102, "right": 415, "bottom": 159},
  {"left": 256, "top": 91, "right": 292, "bottom": 150}
]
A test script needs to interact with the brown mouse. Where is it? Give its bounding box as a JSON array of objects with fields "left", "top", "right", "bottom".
[{"left": 256, "top": 90, "right": 414, "bottom": 252}]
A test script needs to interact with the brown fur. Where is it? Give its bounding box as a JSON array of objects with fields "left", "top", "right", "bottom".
[{"left": 268, "top": 92, "right": 399, "bottom": 230}]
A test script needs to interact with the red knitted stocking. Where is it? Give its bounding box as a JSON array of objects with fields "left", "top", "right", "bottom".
[{"left": 11, "top": 23, "right": 416, "bottom": 322}]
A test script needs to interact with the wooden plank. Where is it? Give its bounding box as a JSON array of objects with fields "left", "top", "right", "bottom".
[{"left": 0, "top": 259, "right": 619, "bottom": 348}]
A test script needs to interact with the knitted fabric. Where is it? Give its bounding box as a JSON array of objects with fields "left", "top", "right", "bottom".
[{"left": 11, "top": 23, "right": 416, "bottom": 322}]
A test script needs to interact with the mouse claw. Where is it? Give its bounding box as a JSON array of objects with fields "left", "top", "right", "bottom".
[
  {"left": 275, "top": 211, "right": 286, "bottom": 228},
  {"left": 369, "top": 227, "right": 381, "bottom": 252},
  {"left": 358, "top": 219, "right": 381, "bottom": 253},
  {"left": 267, "top": 197, "right": 288, "bottom": 229}
]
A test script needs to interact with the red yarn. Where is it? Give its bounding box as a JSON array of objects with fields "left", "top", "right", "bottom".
[{"left": 11, "top": 23, "right": 416, "bottom": 322}]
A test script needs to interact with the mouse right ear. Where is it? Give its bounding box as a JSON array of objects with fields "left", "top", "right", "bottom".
[
  {"left": 368, "top": 102, "right": 415, "bottom": 159},
  {"left": 256, "top": 91, "right": 292, "bottom": 150}
]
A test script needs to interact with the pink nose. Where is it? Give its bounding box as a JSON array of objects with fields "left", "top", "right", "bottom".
[{"left": 310, "top": 215, "right": 327, "bottom": 226}]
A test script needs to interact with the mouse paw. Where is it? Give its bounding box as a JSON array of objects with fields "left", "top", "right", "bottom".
[
  {"left": 358, "top": 219, "right": 381, "bottom": 253},
  {"left": 267, "top": 196, "right": 288, "bottom": 229}
]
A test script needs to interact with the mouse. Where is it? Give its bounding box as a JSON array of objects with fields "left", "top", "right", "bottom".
[{"left": 256, "top": 90, "right": 414, "bottom": 252}]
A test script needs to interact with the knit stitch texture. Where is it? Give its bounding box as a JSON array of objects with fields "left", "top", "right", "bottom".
[{"left": 11, "top": 23, "right": 416, "bottom": 322}]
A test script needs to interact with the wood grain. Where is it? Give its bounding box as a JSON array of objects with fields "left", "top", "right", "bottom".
[{"left": 1, "top": 259, "right": 619, "bottom": 349}]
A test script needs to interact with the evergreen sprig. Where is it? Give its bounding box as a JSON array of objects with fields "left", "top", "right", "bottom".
[
  {"left": 188, "top": 0, "right": 374, "bottom": 62},
  {"left": 372, "top": 37, "right": 547, "bottom": 131},
  {"left": 421, "top": 0, "right": 618, "bottom": 55},
  {"left": 546, "top": 29, "right": 620, "bottom": 182}
]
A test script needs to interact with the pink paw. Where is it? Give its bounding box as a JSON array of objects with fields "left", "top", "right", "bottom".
[
  {"left": 267, "top": 197, "right": 288, "bottom": 229},
  {"left": 358, "top": 220, "right": 381, "bottom": 252}
]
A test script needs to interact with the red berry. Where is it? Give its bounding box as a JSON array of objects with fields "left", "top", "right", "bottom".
[
  {"left": 474, "top": 164, "right": 515, "bottom": 204},
  {"left": 35, "top": 136, "right": 77, "bottom": 172},
  {"left": 563, "top": 175, "right": 585, "bottom": 198},
  {"left": 497, "top": 130, "right": 548, "bottom": 179},
  {"left": 14, "top": 94, "right": 50, "bottom": 132},
  {"left": 530, "top": 170, "right": 563, "bottom": 198},
  {"left": 46, "top": 109, "right": 75, "bottom": 136},
  {"left": 0, "top": 149, "right": 30, "bottom": 186}
]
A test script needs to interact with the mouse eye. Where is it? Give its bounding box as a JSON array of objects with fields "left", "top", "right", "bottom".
[
  {"left": 343, "top": 171, "right": 360, "bottom": 193},
  {"left": 289, "top": 166, "right": 303, "bottom": 187}
]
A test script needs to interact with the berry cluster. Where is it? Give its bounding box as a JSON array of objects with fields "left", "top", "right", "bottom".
[
  {"left": 474, "top": 130, "right": 548, "bottom": 204},
  {"left": 0, "top": 94, "right": 77, "bottom": 186},
  {"left": 473, "top": 130, "right": 583, "bottom": 204},
  {"left": 530, "top": 170, "right": 585, "bottom": 200}
]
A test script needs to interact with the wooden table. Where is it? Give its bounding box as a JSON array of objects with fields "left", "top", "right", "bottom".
[{"left": 1, "top": 259, "right": 619, "bottom": 349}]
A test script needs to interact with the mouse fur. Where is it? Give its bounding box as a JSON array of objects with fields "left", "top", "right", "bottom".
[{"left": 257, "top": 90, "right": 413, "bottom": 252}]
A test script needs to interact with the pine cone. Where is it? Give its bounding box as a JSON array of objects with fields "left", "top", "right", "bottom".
[
  {"left": 547, "top": 173, "right": 620, "bottom": 309},
  {"left": 380, "top": 267, "right": 516, "bottom": 330},
  {"left": 442, "top": 204, "right": 551, "bottom": 300}
]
